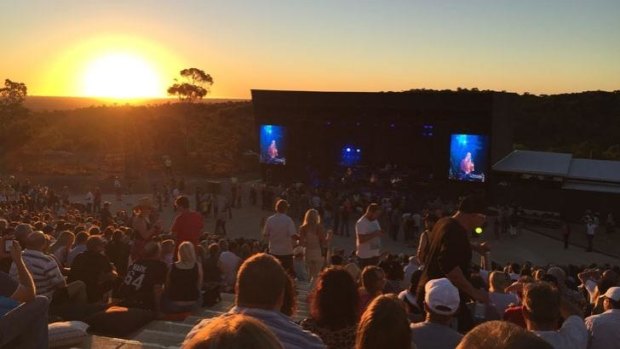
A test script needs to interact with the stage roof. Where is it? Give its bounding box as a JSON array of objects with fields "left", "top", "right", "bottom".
[
  {"left": 492, "top": 150, "right": 573, "bottom": 177},
  {"left": 494, "top": 150, "right": 620, "bottom": 193}
]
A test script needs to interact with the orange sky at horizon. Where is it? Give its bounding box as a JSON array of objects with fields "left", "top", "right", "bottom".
[{"left": 2, "top": 1, "right": 619, "bottom": 100}]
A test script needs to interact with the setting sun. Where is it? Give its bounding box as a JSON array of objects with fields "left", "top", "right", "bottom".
[{"left": 82, "top": 52, "right": 163, "bottom": 99}]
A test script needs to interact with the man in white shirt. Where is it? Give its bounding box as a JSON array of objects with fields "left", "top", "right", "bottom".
[
  {"left": 585, "top": 219, "right": 597, "bottom": 252},
  {"left": 263, "top": 199, "right": 297, "bottom": 277},
  {"left": 585, "top": 287, "right": 620, "bottom": 349},
  {"left": 355, "top": 203, "right": 383, "bottom": 268},
  {"left": 523, "top": 282, "right": 588, "bottom": 349}
]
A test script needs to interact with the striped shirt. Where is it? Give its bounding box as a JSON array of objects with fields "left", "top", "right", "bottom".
[
  {"left": 9, "top": 249, "right": 65, "bottom": 299},
  {"left": 184, "top": 306, "right": 326, "bottom": 349}
]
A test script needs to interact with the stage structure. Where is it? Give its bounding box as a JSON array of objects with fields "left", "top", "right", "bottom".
[{"left": 251, "top": 89, "right": 518, "bottom": 184}]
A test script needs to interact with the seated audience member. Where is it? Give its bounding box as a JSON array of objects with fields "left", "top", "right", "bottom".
[
  {"left": 403, "top": 256, "right": 420, "bottom": 290},
  {"left": 522, "top": 282, "right": 588, "bottom": 349},
  {"left": 0, "top": 240, "right": 49, "bottom": 349},
  {"left": 358, "top": 266, "right": 386, "bottom": 316},
  {"left": 163, "top": 242, "right": 203, "bottom": 313},
  {"left": 398, "top": 269, "right": 424, "bottom": 322},
  {"left": 411, "top": 278, "right": 463, "bottom": 349},
  {"left": 160, "top": 239, "right": 176, "bottom": 268},
  {"left": 218, "top": 239, "right": 241, "bottom": 292},
  {"left": 343, "top": 262, "right": 361, "bottom": 283},
  {"left": 202, "top": 243, "right": 222, "bottom": 288},
  {"left": 355, "top": 294, "right": 411, "bottom": 349},
  {"left": 546, "top": 266, "right": 586, "bottom": 310},
  {"left": 49, "top": 230, "right": 75, "bottom": 268},
  {"left": 67, "top": 231, "right": 89, "bottom": 267},
  {"left": 10, "top": 231, "right": 87, "bottom": 306},
  {"left": 182, "top": 313, "right": 283, "bottom": 349},
  {"left": 488, "top": 271, "right": 519, "bottom": 318},
  {"left": 117, "top": 241, "right": 168, "bottom": 317},
  {"left": 456, "top": 320, "right": 553, "bottom": 349},
  {"left": 584, "top": 287, "right": 620, "bottom": 349},
  {"left": 301, "top": 267, "right": 359, "bottom": 349},
  {"left": 105, "top": 230, "right": 130, "bottom": 277},
  {"left": 13, "top": 223, "right": 33, "bottom": 248},
  {"left": 184, "top": 253, "right": 325, "bottom": 349},
  {"left": 68, "top": 235, "right": 118, "bottom": 303}
]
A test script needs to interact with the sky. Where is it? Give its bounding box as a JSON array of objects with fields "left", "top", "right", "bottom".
[{"left": 1, "top": 0, "right": 619, "bottom": 99}]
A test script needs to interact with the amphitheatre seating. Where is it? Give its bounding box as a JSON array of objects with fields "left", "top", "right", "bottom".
[{"left": 71, "top": 281, "right": 313, "bottom": 349}]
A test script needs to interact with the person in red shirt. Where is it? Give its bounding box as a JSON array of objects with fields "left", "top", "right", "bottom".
[{"left": 171, "top": 196, "right": 204, "bottom": 253}]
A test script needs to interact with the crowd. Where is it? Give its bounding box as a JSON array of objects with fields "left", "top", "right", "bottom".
[{"left": 0, "top": 174, "right": 619, "bottom": 349}]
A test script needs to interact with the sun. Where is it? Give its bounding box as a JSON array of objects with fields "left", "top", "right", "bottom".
[{"left": 82, "top": 52, "right": 164, "bottom": 99}]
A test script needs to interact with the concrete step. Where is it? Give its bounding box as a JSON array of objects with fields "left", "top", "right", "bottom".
[
  {"left": 143, "top": 321, "right": 194, "bottom": 334},
  {"left": 77, "top": 335, "right": 170, "bottom": 349},
  {"left": 132, "top": 329, "right": 186, "bottom": 348}
]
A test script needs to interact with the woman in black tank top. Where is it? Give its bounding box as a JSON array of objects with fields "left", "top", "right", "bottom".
[{"left": 162, "top": 242, "right": 203, "bottom": 313}]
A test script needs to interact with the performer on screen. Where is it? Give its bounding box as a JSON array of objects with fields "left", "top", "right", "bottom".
[
  {"left": 460, "top": 152, "right": 475, "bottom": 175},
  {"left": 268, "top": 140, "right": 279, "bottom": 160}
]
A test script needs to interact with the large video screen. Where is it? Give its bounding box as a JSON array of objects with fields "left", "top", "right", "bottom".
[
  {"left": 259, "top": 124, "right": 287, "bottom": 165},
  {"left": 448, "top": 134, "right": 489, "bottom": 182}
]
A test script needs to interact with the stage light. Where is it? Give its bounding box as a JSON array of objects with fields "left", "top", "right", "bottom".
[
  {"left": 356, "top": 149, "right": 361, "bottom": 153},
  {"left": 475, "top": 227, "right": 483, "bottom": 234},
  {"left": 265, "top": 125, "right": 272, "bottom": 135},
  {"left": 390, "top": 123, "right": 396, "bottom": 128},
  {"left": 346, "top": 147, "right": 351, "bottom": 152}
]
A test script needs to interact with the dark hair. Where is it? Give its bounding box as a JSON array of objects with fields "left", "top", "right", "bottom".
[
  {"left": 236, "top": 254, "right": 286, "bottom": 309},
  {"left": 523, "top": 282, "right": 560, "bottom": 325},
  {"left": 275, "top": 200, "right": 289, "bottom": 213},
  {"left": 457, "top": 320, "right": 553, "bottom": 349},
  {"left": 175, "top": 196, "right": 190, "bottom": 209},
  {"left": 311, "top": 267, "right": 359, "bottom": 330},
  {"left": 356, "top": 295, "right": 410, "bottom": 349}
]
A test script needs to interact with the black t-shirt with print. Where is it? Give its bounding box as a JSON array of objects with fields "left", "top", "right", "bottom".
[{"left": 118, "top": 259, "right": 168, "bottom": 310}]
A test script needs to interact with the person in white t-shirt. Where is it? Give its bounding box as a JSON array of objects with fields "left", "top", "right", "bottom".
[
  {"left": 263, "top": 199, "right": 298, "bottom": 277},
  {"left": 355, "top": 203, "right": 383, "bottom": 268},
  {"left": 523, "top": 282, "right": 588, "bottom": 349}
]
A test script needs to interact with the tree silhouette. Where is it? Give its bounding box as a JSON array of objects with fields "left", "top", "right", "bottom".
[
  {"left": 0, "top": 79, "right": 27, "bottom": 114},
  {"left": 167, "top": 68, "right": 213, "bottom": 103}
]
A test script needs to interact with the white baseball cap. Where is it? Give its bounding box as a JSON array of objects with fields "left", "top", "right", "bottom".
[
  {"left": 424, "top": 278, "right": 460, "bottom": 315},
  {"left": 601, "top": 287, "right": 620, "bottom": 302}
]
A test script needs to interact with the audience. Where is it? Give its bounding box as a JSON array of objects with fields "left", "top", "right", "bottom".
[
  {"left": 302, "top": 267, "right": 359, "bottom": 349},
  {"left": 218, "top": 239, "right": 241, "bottom": 292},
  {"left": 355, "top": 294, "right": 410, "bottom": 349},
  {"left": 358, "top": 266, "right": 385, "bottom": 316},
  {"left": 411, "top": 278, "right": 463, "bottom": 349},
  {"left": 66, "top": 231, "right": 89, "bottom": 267},
  {"left": 49, "top": 230, "right": 75, "bottom": 268},
  {"left": 488, "top": 271, "right": 519, "bottom": 318}
]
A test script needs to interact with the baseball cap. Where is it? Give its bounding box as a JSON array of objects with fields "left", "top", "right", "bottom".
[
  {"left": 458, "top": 195, "right": 490, "bottom": 215},
  {"left": 601, "top": 287, "right": 620, "bottom": 302},
  {"left": 424, "top": 278, "right": 460, "bottom": 315}
]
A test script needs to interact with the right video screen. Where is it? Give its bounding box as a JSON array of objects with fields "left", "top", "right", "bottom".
[{"left": 448, "top": 133, "right": 489, "bottom": 183}]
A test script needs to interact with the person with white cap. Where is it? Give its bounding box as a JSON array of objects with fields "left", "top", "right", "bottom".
[
  {"left": 411, "top": 278, "right": 463, "bottom": 349},
  {"left": 585, "top": 286, "right": 620, "bottom": 349}
]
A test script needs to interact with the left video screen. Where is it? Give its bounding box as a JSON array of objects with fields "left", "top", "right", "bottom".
[{"left": 259, "top": 124, "right": 287, "bottom": 165}]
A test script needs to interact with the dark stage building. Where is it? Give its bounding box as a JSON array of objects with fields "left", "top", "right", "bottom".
[{"left": 251, "top": 89, "right": 519, "bottom": 185}]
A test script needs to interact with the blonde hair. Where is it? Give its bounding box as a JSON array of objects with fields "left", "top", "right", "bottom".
[
  {"left": 177, "top": 241, "right": 197, "bottom": 265},
  {"left": 302, "top": 209, "right": 321, "bottom": 227},
  {"left": 183, "top": 314, "right": 283, "bottom": 349},
  {"left": 489, "top": 271, "right": 510, "bottom": 293}
]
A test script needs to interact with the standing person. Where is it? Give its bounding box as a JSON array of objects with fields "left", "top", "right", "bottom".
[
  {"left": 114, "top": 177, "right": 122, "bottom": 201},
  {"left": 84, "top": 189, "right": 94, "bottom": 213},
  {"left": 171, "top": 195, "right": 204, "bottom": 251},
  {"left": 93, "top": 187, "right": 102, "bottom": 214},
  {"left": 263, "top": 200, "right": 297, "bottom": 277},
  {"left": 562, "top": 219, "right": 570, "bottom": 250},
  {"left": 416, "top": 213, "right": 438, "bottom": 266},
  {"left": 585, "top": 218, "right": 597, "bottom": 252},
  {"left": 131, "top": 198, "right": 162, "bottom": 262},
  {"left": 417, "top": 195, "right": 490, "bottom": 333},
  {"left": 299, "top": 209, "right": 327, "bottom": 283},
  {"left": 355, "top": 204, "right": 383, "bottom": 269},
  {"left": 605, "top": 213, "right": 615, "bottom": 234}
]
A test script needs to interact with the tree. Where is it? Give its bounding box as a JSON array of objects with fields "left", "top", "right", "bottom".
[
  {"left": 167, "top": 68, "right": 213, "bottom": 103},
  {"left": 0, "top": 79, "right": 27, "bottom": 114}
]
